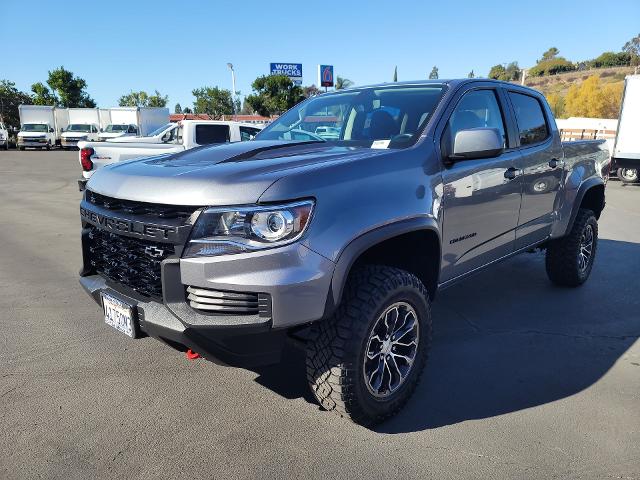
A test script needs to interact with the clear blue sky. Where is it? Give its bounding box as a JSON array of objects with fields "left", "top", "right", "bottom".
[{"left": 1, "top": 0, "right": 638, "bottom": 109}]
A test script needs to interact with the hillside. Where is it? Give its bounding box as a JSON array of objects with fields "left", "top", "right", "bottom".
[{"left": 524, "top": 65, "right": 633, "bottom": 94}]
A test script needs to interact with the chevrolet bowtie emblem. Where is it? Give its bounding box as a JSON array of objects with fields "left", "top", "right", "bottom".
[{"left": 144, "top": 246, "right": 164, "bottom": 258}]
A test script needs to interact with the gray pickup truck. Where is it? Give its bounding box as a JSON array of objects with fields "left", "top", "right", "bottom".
[{"left": 79, "top": 79, "right": 609, "bottom": 425}]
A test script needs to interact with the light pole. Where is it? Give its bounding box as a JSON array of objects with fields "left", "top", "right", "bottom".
[{"left": 227, "top": 63, "right": 236, "bottom": 118}]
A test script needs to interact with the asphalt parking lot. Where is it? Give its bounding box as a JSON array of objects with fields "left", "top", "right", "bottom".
[{"left": 0, "top": 149, "right": 638, "bottom": 479}]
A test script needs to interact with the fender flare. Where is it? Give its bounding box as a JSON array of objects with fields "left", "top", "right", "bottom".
[
  {"left": 324, "top": 217, "right": 441, "bottom": 318},
  {"left": 564, "top": 177, "right": 605, "bottom": 236}
]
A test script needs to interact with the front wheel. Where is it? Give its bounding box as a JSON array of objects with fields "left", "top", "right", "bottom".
[
  {"left": 617, "top": 168, "right": 639, "bottom": 184},
  {"left": 546, "top": 208, "right": 598, "bottom": 287},
  {"left": 306, "top": 265, "right": 431, "bottom": 426}
]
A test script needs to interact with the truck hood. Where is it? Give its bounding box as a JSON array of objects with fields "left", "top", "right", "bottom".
[
  {"left": 87, "top": 140, "right": 390, "bottom": 205},
  {"left": 18, "top": 131, "right": 47, "bottom": 138}
]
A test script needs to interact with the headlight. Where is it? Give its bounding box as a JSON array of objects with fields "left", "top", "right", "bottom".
[{"left": 182, "top": 200, "right": 314, "bottom": 257}]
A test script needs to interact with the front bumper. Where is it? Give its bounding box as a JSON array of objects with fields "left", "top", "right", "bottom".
[
  {"left": 80, "top": 243, "right": 335, "bottom": 367},
  {"left": 17, "top": 138, "right": 48, "bottom": 147},
  {"left": 61, "top": 139, "right": 84, "bottom": 148}
]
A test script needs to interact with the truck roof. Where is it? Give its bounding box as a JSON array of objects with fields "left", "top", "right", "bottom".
[{"left": 329, "top": 78, "right": 539, "bottom": 95}]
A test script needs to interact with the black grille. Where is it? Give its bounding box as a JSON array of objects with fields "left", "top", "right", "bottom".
[
  {"left": 86, "top": 190, "right": 195, "bottom": 221},
  {"left": 87, "top": 226, "right": 174, "bottom": 298}
]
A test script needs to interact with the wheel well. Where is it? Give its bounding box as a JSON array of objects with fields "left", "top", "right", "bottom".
[
  {"left": 580, "top": 184, "right": 605, "bottom": 219},
  {"left": 350, "top": 230, "right": 440, "bottom": 299}
]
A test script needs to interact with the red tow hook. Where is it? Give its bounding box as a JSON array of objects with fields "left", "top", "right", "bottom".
[{"left": 186, "top": 349, "right": 201, "bottom": 360}]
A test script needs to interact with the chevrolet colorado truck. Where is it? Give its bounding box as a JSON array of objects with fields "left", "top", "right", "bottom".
[{"left": 79, "top": 79, "right": 609, "bottom": 425}]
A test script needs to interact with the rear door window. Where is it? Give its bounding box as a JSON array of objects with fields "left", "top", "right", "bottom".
[
  {"left": 195, "top": 125, "right": 230, "bottom": 145},
  {"left": 508, "top": 92, "right": 549, "bottom": 146}
]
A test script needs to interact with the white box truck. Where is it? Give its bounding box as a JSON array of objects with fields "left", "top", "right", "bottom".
[
  {"left": 61, "top": 108, "right": 103, "bottom": 149},
  {"left": 98, "top": 107, "right": 169, "bottom": 141},
  {"left": 613, "top": 75, "right": 640, "bottom": 184},
  {"left": 17, "top": 105, "right": 68, "bottom": 150}
]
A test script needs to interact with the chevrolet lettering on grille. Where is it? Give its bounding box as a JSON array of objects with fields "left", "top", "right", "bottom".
[{"left": 80, "top": 206, "right": 178, "bottom": 241}]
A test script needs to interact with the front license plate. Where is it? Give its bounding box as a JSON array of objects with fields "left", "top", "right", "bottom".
[{"left": 101, "top": 292, "right": 136, "bottom": 338}]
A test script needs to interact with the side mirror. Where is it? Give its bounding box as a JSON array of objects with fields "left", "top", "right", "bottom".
[
  {"left": 49, "top": 127, "right": 54, "bottom": 133},
  {"left": 100, "top": 128, "right": 104, "bottom": 132},
  {"left": 60, "top": 127, "right": 64, "bottom": 132},
  {"left": 448, "top": 128, "right": 503, "bottom": 163}
]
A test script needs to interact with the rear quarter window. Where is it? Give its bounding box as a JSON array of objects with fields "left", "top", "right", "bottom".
[
  {"left": 508, "top": 92, "right": 549, "bottom": 146},
  {"left": 195, "top": 125, "right": 230, "bottom": 145}
]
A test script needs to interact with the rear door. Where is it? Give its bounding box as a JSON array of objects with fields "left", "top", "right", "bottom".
[
  {"left": 506, "top": 90, "right": 564, "bottom": 249},
  {"left": 439, "top": 85, "right": 523, "bottom": 283}
]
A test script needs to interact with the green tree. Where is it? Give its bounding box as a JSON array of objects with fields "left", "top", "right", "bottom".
[
  {"left": 488, "top": 62, "right": 520, "bottom": 81},
  {"left": 393, "top": 66, "right": 398, "bottom": 82},
  {"left": 119, "top": 91, "right": 148, "bottom": 107},
  {"left": 540, "top": 47, "right": 560, "bottom": 62},
  {"left": 174, "top": 103, "right": 182, "bottom": 114},
  {"left": 429, "top": 66, "right": 439, "bottom": 79},
  {"left": 30, "top": 82, "right": 56, "bottom": 105},
  {"left": 488, "top": 64, "right": 506, "bottom": 80},
  {"left": 191, "top": 86, "right": 234, "bottom": 119},
  {"left": 182, "top": 106, "right": 193, "bottom": 114},
  {"left": 147, "top": 90, "right": 168, "bottom": 107},
  {"left": 0, "top": 80, "right": 31, "bottom": 128},
  {"left": 119, "top": 90, "right": 168, "bottom": 108},
  {"left": 528, "top": 57, "right": 575, "bottom": 77},
  {"left": 335, "top": 76, "right": 353, "bottom": 90},
  {"left": 303, "top": 85, "right": 322, "bottom": 98},
  {"left": 622, "top": 33, "right": 640, "bottom": 56},
  {"left": 245, "top": 75, "right": 305, "bottom": 117},
  {"left": 468, "top": 70, "right": 475, "bottom": 78},
  {"left": 588, "top": 51, "right": 632, "bottom": 68},
  {"left": 240, "top": 100, "right": 254, "bottom": 115},
  {"left": 46, "top": 66, "right": 95, "bottom": 107}
]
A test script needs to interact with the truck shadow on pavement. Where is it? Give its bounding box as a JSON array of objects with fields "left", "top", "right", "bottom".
[{"left": 252, "top": 239, "right": 640, "bottom": 432}]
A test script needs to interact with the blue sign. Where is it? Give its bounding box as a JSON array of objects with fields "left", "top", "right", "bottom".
[
  {"left": 270, "top": 63, "right": 303, "bottom": 85},
  {"left": 319, "top": 65, "right": 334, "bottom": 87}
]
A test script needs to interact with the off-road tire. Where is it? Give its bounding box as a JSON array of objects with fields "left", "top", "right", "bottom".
[
  {"left": 18, "top": 146, "right": 25, "bottom": 151},
  {"left": 306, "top": 265, "right": 432, "bottom": 426},
  {"left": 617, "top": 168, "right": 639, "bottom": 184},
  {"left": 545, "top": 208, "right": 598, "bottom": 287}
]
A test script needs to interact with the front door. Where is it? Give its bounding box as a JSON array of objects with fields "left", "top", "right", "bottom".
[{"left": 439, "top": 88, "right": 522, "bottom": 283}]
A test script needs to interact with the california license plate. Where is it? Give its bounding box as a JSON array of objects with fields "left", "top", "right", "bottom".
[{"left": 101, "top": 292, "right": 136, "bottom": 338}]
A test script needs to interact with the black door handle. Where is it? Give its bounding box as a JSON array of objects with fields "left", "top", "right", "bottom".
[
  {"left": 504, "top": 167, "right": 519, "bottom": 180},
  {"left": 549, "top": 158, "right": 560, "bottom": 169}
]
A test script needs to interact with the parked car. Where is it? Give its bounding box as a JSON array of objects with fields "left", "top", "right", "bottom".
[
  {"left": 17, "top": 105, "right": 69, "bottom": 150},
  {"left": 613, "top": 75, "right": 640, "bottom": 184},
  {"left": 78, "top": 79, "right": 608, "bottom": 425},
  {"left": 98, "top": 107, "right": 169, "bottom": 141},
  {"left": 77, "top": 120, "right": 263, "bottom": 188},
  {"left": 0, "top": 121, "right": 9, "bottom": 150}
]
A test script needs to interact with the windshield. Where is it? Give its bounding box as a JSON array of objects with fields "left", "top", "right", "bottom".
[
  {"left": 148, "top": 123, "right": 174, "bottom": 136},
  {"left": 67, "top": 124, "right": 91, "bottom": 132},
  {"left": 256, "top": 84, "right": 445, "bottom": 149},
  {"left": 105, "top": 124, "right": 129, "bottom": 133},
  {"left": 22, "top": 124, "right": 48, "bottom": 132}
]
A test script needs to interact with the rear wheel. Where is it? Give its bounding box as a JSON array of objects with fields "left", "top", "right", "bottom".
[
  {"left": 617, "top": 168, "right": 639, "bottom": 184},
  {"left": 306, "top": 265, "right": 431, "bottom": 426},
  {"left": 546, "top": 208, "right": 598, "bottom": 287}
]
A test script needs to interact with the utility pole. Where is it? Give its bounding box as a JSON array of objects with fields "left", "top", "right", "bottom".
[{"left": 227, "top": 63, "right": 236, "bottom": 118}]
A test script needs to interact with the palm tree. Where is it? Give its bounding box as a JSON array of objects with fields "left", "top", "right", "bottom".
[{"left": 335, "top": 76, "right": 354, "bottom": 90}]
